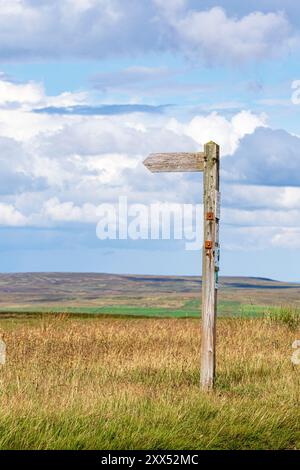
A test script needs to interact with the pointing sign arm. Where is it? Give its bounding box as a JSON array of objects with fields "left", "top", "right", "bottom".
[{"left": 143, "top": 152, "right": 205, "bottom": 173}]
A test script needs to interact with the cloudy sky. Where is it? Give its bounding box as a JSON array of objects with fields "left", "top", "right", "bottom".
[{"left": 1, "top": 0, "right": 300, "bottom": 280}]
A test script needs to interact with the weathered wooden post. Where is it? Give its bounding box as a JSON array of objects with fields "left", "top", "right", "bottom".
[
  {"left": 201, "top": 142, "right": 220, "bottom": 391},
  {"left": 143, "top": 141, "right": 220, "bottom": 391}
]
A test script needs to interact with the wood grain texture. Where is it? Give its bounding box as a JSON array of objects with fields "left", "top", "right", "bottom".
[
  {"left": 201, "top": 141, "right": 220, "bottom": 391},
  {"left": 143, "top": 152, "right": 205, "bottom": 173}
]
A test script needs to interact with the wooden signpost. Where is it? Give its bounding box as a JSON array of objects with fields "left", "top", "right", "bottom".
[{"left": 144, "top": 141, "right": 220, "bottom": 391}]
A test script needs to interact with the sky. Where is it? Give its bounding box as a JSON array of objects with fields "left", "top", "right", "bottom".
[{"left": 1, "top": 0, "right": 300, "bottom": 280}]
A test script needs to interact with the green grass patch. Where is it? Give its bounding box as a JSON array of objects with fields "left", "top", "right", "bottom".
[{"left": 0, "top": 300, "right": 273, "bottom": 318}]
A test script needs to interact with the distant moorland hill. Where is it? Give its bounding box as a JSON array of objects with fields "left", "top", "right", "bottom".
[{"left": 0, "top": 273, "right": 299, "bottom": 318}]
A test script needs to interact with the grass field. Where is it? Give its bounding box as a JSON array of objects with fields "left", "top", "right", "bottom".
[
  {"left": 1, "top": 273, "right": 300, "bottom": 319},
  {"left": 0, "top": 314, "right": 299, "bottom": 450},
  {"left": 0, "top": 299, "right": 265, "bottom": 317},
  {"left": 0, "top": 300, "right": 294, "bottom": 320}
]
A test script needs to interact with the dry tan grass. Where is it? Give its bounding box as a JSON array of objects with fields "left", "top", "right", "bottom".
[{"left": 0, "top": 315, "right": 299, "bottom": 449}]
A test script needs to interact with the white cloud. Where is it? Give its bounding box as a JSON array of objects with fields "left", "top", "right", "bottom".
[
  {"left": 41, "top": 197, "right": 101, "bottom": 223},
  {"left": 166, "top": 110, "right": 267, "bottom": 156},
  {"left": 0, "top": 0, "right": 156, "bottom": 60},
  {"left": 0, "top": 75, "right": 89, "bottom": 143},
  {"left": 0, "top": 202, "right": 28, "bottom": 226},
  {"left": 0, "top": 2, "right": 296, "bottom": 64},
  {"left": 223, "top": 127, "right": 300, "bottom": 185},
  {"left": 271, "top": 228, "right": 300, "bottom": 248},
  {"left": 0, "top": 79, "right": 44, "bottom": 105},
  {"left": 224, "top": 207, "right": 300, "bottom": 228},
  {"left": 0, "top": 76, "right": 88, "bottom": 109},
  {"left": 0, "top": 74, "right": 299, "bottom": 257},
  {"left": 79, "top": 153, "right": 139, "bottom": 184},
  {"left": 222, "top": 184, "right": 300, "bottom": 211},
  {"left": 0, "top": 79, "right": 267, "bottom": 216},
  {"left": 159, "top": 6, "right": 297, "bottom": 65},
  {"left": 43, "top": 91, "right": 89, "bottom": 108}
]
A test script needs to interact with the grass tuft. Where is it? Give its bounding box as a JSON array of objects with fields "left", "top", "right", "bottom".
[{"left": 264, "top": 306, "right": 300, "bottom": 331}]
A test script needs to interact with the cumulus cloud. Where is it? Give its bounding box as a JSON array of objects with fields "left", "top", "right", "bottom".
[
  {"left": 271, "top": 228, "right": 300, "bottom": 248},
  {"left": 221, "top": 184, "right": 272, "bottom": 210},
  {"left": 0, "top": 75, "right": 88, "bottom": 109},
  {"left": 0, "top": 202, "right": 28, "bottom": 226},
  {"left": 224, "top": 206, "right": 300, "bottom": 228},
  {"left": 0, "top": 136, "right": 47, "bottom": 195},
  {"left": 159, "top": 6, "right": 296, "bottom": 65},
  {"left": 0, "top": 74, "right": 299, "bottom": 255},
  {"left": 0, "top": 78, "right": 44, "bottom": 105},
  {"left": 221, "top": 185, "right": 300, "bottom": 211},
  {"left": 166, "top": 110, "right": 267, "bottom": 156},
  {"left": 0, "top": 0, "right": 160, "bottom": 60},
  {"left": 223, "top": 127, "right": 300, "bottom": 186},
  {"left": 41, "top": 197, "right": 102, "bottom": 224},
  {"left": 0, "top": 80, "right": 89, "bottom": 142},
  {"left": 0, "top": 1, "right": 297, "bottom": 64},
  {"left": 0, "top": 84, "right": 263, "bottom": 228}
]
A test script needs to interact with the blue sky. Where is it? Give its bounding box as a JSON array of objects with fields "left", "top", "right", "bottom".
[{"left": 1, "top": 0, "right": 300, "bottom": 280}]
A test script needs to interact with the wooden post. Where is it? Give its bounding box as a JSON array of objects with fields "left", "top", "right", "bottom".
[
  {"left": 143, "top": 141, "right": 220, "bottom": 391},
  {"left": 201, "top": 141, "right": 220, "bottom": 391}
]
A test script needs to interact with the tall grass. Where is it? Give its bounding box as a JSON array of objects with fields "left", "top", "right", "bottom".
[
  {"left": 264, "top": 306, "right": 300, "bottom": 331},
  {"left": 0, "top": 315, "right": 299, "bottom": 449}
]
